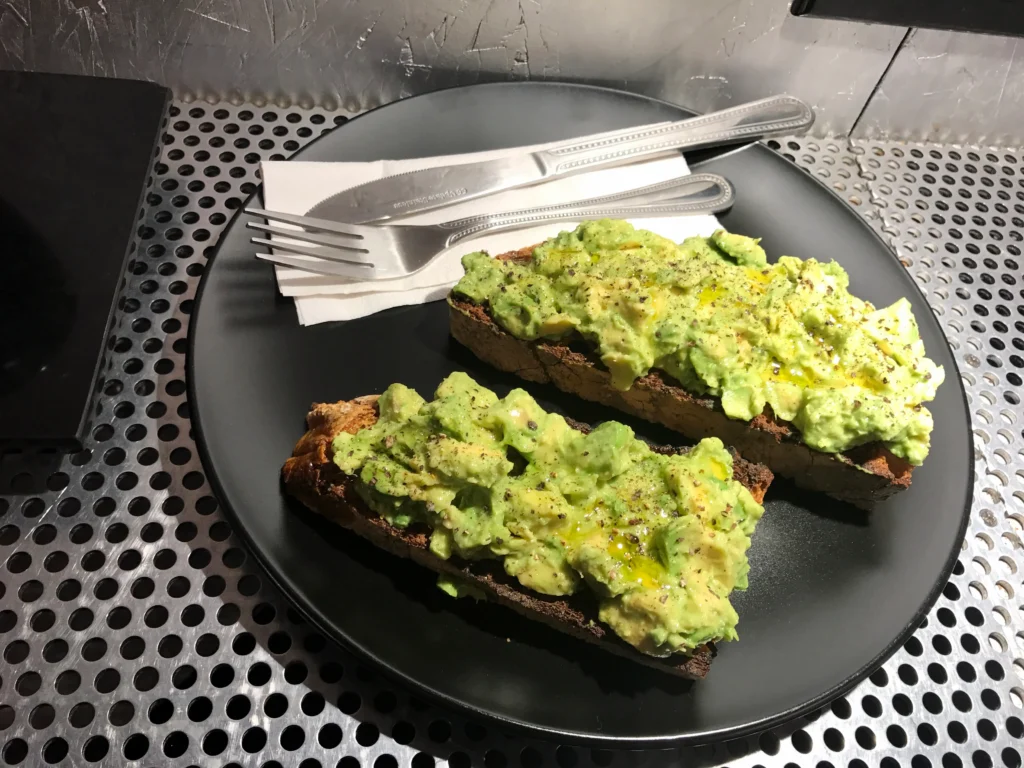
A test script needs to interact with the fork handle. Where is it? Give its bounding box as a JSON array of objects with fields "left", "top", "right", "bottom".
[
  {"left": 442, "top": 173, "right": 734, "bottom": 246},
  {"left": 537, "top": 95, "right": 813, "bottom": 176}
]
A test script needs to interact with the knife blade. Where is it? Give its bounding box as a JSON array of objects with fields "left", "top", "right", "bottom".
[
  {"left": 311, "top": 154, "right": 546, "bottom": 225},
  {"left": 308, "top": 94, "right": 813, "bottom": 224}
]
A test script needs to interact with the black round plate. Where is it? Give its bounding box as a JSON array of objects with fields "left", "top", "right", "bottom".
[{"left": 189, "top": 83, "right": 972, "bottom": 746}]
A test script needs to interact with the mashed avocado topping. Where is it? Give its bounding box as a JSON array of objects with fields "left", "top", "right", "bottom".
[
  {"left": 332, "top": 372, "right": 764, "bottom": 657},
  {"left": 453, "top": 220, "right": 944, "bottom": 464}
]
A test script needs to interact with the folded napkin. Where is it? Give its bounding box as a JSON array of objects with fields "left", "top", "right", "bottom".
[{"left": 261, "top": 142, "right": 723, "bottom": 326}]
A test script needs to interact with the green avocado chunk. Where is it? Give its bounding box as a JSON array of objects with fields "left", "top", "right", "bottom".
[
  {"left": 453, "top": 220, "right": 945, "bottom": 464},
  {"left": 333, "top": 372, "right": 764, "bottom": 658},
  {"left": 436, "top": 574, "right": 486, "bottom": 601}
]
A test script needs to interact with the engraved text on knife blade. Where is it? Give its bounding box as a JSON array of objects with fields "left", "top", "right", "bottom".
[{"left": 392, "top": 188, "right": 468, "bottom": 210}]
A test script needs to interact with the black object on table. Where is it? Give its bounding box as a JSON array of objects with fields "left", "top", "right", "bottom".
[
  {"left": 0, "top": 71, "right": 169, "bottom": 451},
  {"left": 791, "top": 0, "right": 1024, "bottom": 38}
]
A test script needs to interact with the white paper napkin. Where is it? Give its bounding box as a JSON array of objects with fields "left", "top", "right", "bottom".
[{"left": 261, "top": 144, "right": 723, "bottom": 326}]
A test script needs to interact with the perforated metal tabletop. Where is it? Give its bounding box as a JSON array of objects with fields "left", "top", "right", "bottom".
[{"left": 0, "top": 101, "right": 1022, "bottom": 768}]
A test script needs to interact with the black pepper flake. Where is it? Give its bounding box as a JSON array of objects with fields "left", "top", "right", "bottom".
[
  {"left": 527, "top": 420, "right": 538, "bottom": 430},
  {"left": 536, "top": 482, "right": 546, "bottom": 490}
]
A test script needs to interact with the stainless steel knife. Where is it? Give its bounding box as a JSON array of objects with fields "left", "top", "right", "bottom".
[{"left": 308, "top": 94, "right": 814, "bottom": 224}]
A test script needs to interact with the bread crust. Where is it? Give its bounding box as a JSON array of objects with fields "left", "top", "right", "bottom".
[
  {"left": 282, "top": 396, "right": 772, "bottom": 679},
  {"left": 447, "top": 247, "right": 912, "bottom": 509}
]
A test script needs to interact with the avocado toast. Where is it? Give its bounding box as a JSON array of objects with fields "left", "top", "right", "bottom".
[
  {"left": 449, "top": 221, "right": 945, "bottom": 508},
  {"left": 283, "top": 373, "right": 773, "bottom": 678}
]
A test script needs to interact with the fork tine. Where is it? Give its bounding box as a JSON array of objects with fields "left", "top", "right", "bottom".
[
  {"left": 245, "top": 207, "right": 371, "bottom": 238},
  {"left": 247, "top": 222, "right": 372, "bottom": 256},
  {"left": 250, "top": 237, "right": 377, "bottom": 268},
  {"left": 255, "top": 253, "right": 378, "bottom": 281}
]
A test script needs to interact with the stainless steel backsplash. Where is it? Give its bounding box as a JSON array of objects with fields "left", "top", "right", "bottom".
[
  {"left": 0, "top": 0, "right": 1018, "bottom": 143},
  {"left": 854, "top": 27, "right": 1024, "bottom": 145}
]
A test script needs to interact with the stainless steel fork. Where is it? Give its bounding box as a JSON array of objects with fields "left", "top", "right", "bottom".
[{"left": 245, "top": 172, "right": 733, "bottom": 281}]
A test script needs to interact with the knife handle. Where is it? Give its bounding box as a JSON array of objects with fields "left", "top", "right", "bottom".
[
  {"left": 536, "top": 95, "right": 814, "bottom": 176},
  {"left": 442, "top": 173, "right": 733, "bottom": 246}
]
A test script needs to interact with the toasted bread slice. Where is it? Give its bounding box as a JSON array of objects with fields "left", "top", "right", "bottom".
[
  {"left": 282, "top": 395, "right": 773, "bottom": 679},
  {"left": 448, "top": 247, "right": 913, "bottom": 510}
]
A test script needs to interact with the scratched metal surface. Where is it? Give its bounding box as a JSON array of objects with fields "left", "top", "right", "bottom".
[
  {"left": 852, "top": 28, "right": 1024, "bottom": 147},
  {"left": 0, "top": 0, "right": 904, "bottom": 136},
  {"left": 1, "top": 101, "right": 1024, "bottom": 767}
]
